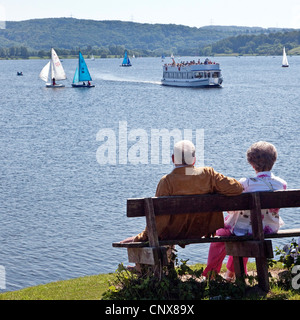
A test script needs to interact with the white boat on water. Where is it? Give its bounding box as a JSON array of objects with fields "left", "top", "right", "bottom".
[
  {"left": 282, "top": 47, "right": 289, "bottom": 67},
  {"left": 161, "top": 58, "right": 223, "bottom": 88},
  {"left": 39, "top": 48, "right": 67, "bottom": 88}
]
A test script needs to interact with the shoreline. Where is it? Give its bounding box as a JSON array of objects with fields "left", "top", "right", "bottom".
[
  {"left": 1, "top": 53, "right": 298, "bottom": 61},
  {"left": 0, "top": 262, "right": 298, "bottom": 300}
]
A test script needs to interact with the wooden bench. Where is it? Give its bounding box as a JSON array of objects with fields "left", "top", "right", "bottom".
[{"left": 113, "top": 189, "right": 300, "bottom": 292}]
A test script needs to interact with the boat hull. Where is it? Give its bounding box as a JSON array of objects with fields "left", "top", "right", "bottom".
[
  {"left": 45, "top": 83, "right": 65, "bottom": 88},
  {"left": 161, "top": 79, "right": 222, "bottom": 88},
  {"left": 72, "top": 83, "right": 95, "bottom": 88}
]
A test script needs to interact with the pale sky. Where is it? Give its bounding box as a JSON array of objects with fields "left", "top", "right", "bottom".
[{"left": 1, "top": 0, "right": 300, "bottom": 29}]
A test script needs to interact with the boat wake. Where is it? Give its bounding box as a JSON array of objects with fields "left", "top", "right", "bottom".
[{"left": 95, "top": 74, "right": 161, "bottom": 85}]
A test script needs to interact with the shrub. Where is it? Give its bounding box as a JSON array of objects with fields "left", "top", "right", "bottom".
[
  {"left": 102, "top": 254, "right": 246, "bottom": 300},
  {"left": 273, "top": 238, "right": 300, "bottom": 291}
]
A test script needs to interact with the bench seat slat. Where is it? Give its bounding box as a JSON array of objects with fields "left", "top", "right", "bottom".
[
  {"left": 112, "top": 228, "right": 300, "bottom": 248},
  {"left": 264, "top": 228, "right": 300, "bottom": 239}
]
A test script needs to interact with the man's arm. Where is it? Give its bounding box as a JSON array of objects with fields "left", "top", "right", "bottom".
[{"left": 211, "top": 168, "right": 244, "bottom": 196}]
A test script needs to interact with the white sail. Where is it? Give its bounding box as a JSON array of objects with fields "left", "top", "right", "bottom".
[
  {"left": 39, "top": 61, "right": 50, "bottom": 82},
  {"left": 282, "top": 47, "right": 289, "bottom": 67},
  {"left": 51, "top": 48, "right": 67, "bottom": 80}
]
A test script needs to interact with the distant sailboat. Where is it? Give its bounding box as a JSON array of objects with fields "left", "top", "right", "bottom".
[
  {"left": 72, "top": 51, "right": 95, "bottom": 88},
  {"left": 121, "top": 50, "right": 132, "bottom": 67},
  {"left": 39, "top": 48, "right": 67, "bottom": 87},
  {"left": 282, "top": 47, "right": 289, "bottom": 67}
]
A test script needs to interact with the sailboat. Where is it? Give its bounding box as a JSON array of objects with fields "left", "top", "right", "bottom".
[
  {"left": 72, "top": 51, "right": 95, "bottom": 88},
  {"left": 282, "top": 47, "right": 289, "bottom": 67},
  {"left": 121, "top": 50, "right": 132, "bottom": 67},
  {"left": 39, "top": 48, "right": 67, "bottom": 87}
]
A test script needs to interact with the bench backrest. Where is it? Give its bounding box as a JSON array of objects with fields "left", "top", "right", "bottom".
[{"left": 127, "top": 189, "right": 300, "bottom": 218}]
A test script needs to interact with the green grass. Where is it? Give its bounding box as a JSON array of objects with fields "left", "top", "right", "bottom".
[
  {"left": 0, "top": 263, "right": 299, "bottom": 300},
  {"left": 288, "top": 46, "right": 300, "bottom": 55},
  {"left": 0, "top": 273, "right": 115, "bottom": 300}
]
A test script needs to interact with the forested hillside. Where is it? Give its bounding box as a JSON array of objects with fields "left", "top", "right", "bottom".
[
  {"left": 0, "top": 18, "right": 295, "bottom": 58},
  {"left": 200, "top": 30, "right": 300, "bottom": 56}
]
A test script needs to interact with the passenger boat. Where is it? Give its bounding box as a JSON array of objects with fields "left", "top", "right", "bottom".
[{"left": 161, "top": 58, "right": 223, "bottom": 88}]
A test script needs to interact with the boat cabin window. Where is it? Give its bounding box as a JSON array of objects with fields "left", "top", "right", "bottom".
[
  {"left": 194, "top": 72, "right": 204, "bottom": 79},
  {"left": 212, "top": 72, "right": 220, "bottom": 78}
]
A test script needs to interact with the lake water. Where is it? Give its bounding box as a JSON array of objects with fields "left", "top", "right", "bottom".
[{"left": 0, "top": 56, "right": 299, "bottom": 292}]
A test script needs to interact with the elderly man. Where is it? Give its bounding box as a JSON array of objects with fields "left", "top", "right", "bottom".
[{"left": 121, "top": 140, "right": 243, "bottom": 244}]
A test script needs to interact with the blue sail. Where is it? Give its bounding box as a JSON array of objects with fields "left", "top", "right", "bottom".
[
  {"left": 122, "top": 50, "right": 131, "bottom": 66},
  {"left": 122, "top": 51, "right": 128, "bottom": 65},
  {"left": 72, "top": 67, "right": 79, "bottom": 84},
  {"left": 78, "top": 51, "right": 92, "bottom": 81}
]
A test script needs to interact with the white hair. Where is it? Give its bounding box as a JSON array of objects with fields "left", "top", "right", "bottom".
[{"left": 173, "top": 140, "right": 196, "bottom": 165}]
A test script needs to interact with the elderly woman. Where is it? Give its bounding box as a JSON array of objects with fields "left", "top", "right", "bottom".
[{"left": 202, "top": 141, "right": 287, "bottom": 281}]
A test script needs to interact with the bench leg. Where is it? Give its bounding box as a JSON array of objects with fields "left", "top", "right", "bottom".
[
  {"left": 233, "top": 256, "right": 245, "bottom": 281},
  {"left": 255, "top": 257, "right": 270, "bottom": 292}
]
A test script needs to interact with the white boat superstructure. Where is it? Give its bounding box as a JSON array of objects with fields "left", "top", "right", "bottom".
[{"left": 161, "top": 58, "right": 223, "bottom": 87}]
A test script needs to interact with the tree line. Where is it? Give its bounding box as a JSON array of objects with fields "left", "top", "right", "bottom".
[
  {"left": 0, "top": 45, "right": 154, "bottom": 59},
  {"left": 0, "top": 46, "right": 30, "bottom": 59},
  {"left": 199, "top": 31, "right": 300, "bottom": 56},
  {"left": 1, "top": 20, "right": 300, "bottom": 59}
]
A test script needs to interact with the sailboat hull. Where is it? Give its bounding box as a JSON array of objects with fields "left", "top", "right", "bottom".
[
  {"left": 282, "top": 65, "right": 289, "bottom": 67},
  {"left": 46, "top": 83, "right": 65, "bottom": 88},
  {"left": 72, "top": 83, "right": 95, "bottom": 88}
]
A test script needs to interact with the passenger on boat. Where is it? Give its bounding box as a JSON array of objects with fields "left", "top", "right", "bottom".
[
  {"left": 52, "top": 78, "right": 56, "bottom": 86},
  {"left": 164, "top": 58, "right": 218, "bottom": 69}
]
